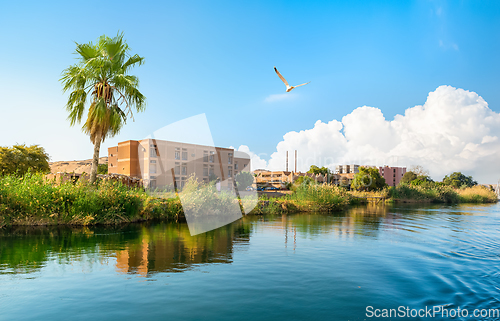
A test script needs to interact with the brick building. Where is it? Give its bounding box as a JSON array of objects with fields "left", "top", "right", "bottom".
[{"left": 108, "top": 139, "right": 250, "bottom": 190}]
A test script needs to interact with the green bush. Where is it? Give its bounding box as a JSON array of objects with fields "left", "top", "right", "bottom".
[
  {"left": 388, "top": 183, "right": 461, "bottom": 203},
  {"left": 0, "top": 173, "right": 180, "bottom": 227},
  {"left": 0, "top": 145, "right": 50, "bottom": 176}
]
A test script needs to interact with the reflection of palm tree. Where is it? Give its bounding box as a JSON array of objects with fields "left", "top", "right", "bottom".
[{"left": 61, "top": 33, "right": 146, "bottom": 183}]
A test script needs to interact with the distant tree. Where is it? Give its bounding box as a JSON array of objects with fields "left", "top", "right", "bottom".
[
  {"left": 409, "top": 165, "right": 430, "bottom": 177},
  {"left": 208, "top": 173, "right": 219, "bottom": 183},
  {"left": 307, "top": 165, "right": 332, "bottom": 176},
  {"left": 97, "top": 163, "right": 108, "bottom": 175},
  {"left": 442, "top": 172, "right": 477, "bottom": 188},
  {"left": 294, "top": 176, "right": 315, "bottom": 186},
  {"left": 400, "top": 171, "right": 418, "bottom": 185},
  {"left": 400, "top": 167, "right": 434, "bottom": 186},
  {"left": 235, "top": 171, "right": 254, "bottom": 189},
  {"left": 0, "top": 144, "right": 50, "bottom": 176},
  {"left": 351, "top": 166, "right": 386, "bottom": 191}
]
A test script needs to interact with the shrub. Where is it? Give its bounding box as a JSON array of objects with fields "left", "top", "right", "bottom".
[{"left": 0, "top": 173, "right": 179, "bottom": 227}]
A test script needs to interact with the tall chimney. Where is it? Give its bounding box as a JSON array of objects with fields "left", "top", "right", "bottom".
[
  {"left": 295, "top": 150, "right": 297, "bottom": 173},
  {"left": 286, "top": 151, "right": 288, "bottom": 172}
]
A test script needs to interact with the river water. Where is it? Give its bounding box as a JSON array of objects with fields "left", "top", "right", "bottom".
[{"left": 1, "top": 203, "right": 499, "bottom": 320}]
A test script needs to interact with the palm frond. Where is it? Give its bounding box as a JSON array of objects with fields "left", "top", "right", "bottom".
[
  {"left": 122, "top": 54, "right": 145, "bottom": 71},
  {"left": 75, "top": 42, "right": 100, "bottom": 61}
]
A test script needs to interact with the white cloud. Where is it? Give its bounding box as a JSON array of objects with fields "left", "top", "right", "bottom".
[
  {"left": 230, "top": 145, "right": 269, "bottom": 171},
  {"left": 243, "top": 86, "right": 500, "bottom": 183},
  {"left": 264, "top": 93, "right": 296, "bottom": 103}
]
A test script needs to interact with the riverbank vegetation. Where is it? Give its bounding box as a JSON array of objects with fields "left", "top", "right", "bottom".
[
  {"left": 252, "top": 184, "right": 351, "bottom": 215},
  {"left": 0, "top": 169, "right": 497, "bottom": 227},
  {"left": 0, "top": 173, "right": 181, "bottom": 228}
]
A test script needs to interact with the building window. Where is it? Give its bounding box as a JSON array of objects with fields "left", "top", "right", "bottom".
[
  {"left": 182, "top": 149, "right": 188, "bottom": 160},
  {"left": 209, "top": 165, "right": 214, "bottom": 176},
  {"left": 181, "top": 177, "right": 186, "bottom": 189},
  {"left": 228, "top": 153, "right": 233, "bottom": 164},
  {"left": 150, "top": 164, "right": 157, "bottom": 174},
  {"left": 209, "top": 151, "right": 215, "bottom": 163},
  {"left": 203, "top": 165, "right": 208, "bottom": 176},
  {"left": 175, "top": 147, "right": 180, "bottom": 160},
  {"left": 150, "top": 180, "right": 156, "bottom": 189},
  {"left": 235, "top": 162, "right": 238, "bottom": 170},
  {"left": 181, "top": 163, "right": 187, "bottom": 175},
  {"left": 150, "top": 146, "right": 157, "bottom": 157},
  {"left": 228, "top": 166, "right": 233, "bottom": 177},
  {"left": 203, "top": 151, "right": 209, "bottom": 162},
  {"left": 175, "top": 162, "right": 180, "bottom": 175}
]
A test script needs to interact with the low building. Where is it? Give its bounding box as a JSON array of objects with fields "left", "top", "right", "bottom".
[
  {"left": 335, "top": 164, "right": 407, "bottom": 187},
  {"left": 378, "top": 166, "right": 406, "bottom": 186},
  {"left": 335, "top": 164, "right": 360, "bottom": 174},
  {"left": 254, "top": 170, "right": 328, "bottom": 188},
  {"left": 108, "top": 139, "right": 250, "bottom": 190},
  {"left": 331, "top": 173, "right": 355, "bottom": 187}
]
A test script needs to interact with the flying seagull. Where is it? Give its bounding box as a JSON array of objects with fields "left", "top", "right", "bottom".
[{"left": 274, "top": 66, "right": 310, "bottom": 92}]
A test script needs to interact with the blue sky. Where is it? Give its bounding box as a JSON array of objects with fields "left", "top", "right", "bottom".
[{"left": 1, "top": 0, "right": 499, "bottom": 180}]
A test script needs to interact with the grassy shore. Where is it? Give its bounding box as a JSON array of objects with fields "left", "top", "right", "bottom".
[
  {"left": 385, "top": 184, "right": 498, "bottom": 204},
  {"left": 254, "top": 183, "right": 498, "bottom": 214},
  {"left": 0, "top": 174, "right": 497, "bottom": 227},
  {"left": 250, "top": 184, "right": 351, "bottom": 215},
  {"left": 0, "top": 173, "right": 182, "bottom": 228}
]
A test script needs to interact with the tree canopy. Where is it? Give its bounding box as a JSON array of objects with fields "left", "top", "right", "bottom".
[
  {"left": 235, "top": 171, "right": 254, "bottom": 189},
  {"left": 97, "top": 163, "right": 108, "bottom": 175},
  {"left": 400, "top": 171, "right": 418, "bottom": 185},
  {"left": 60, "top": 32, "right": 146, "bottom": 183},
  {"left": 307, "top": 165, "right": 332, "bottom": 176},
  {"left": 294, "top": 176, "right": 315, "bottom": 186},
  {"left": 400, "top": 166, "right": 434, "bottom": 186},
  {"left": 442, "top": 172, "right": 477, "bottom": 188},
  {"left": 0, "top": 145, "right": 50, "bottom": 176},
  {"left": 408, "top": 165, "right": 430, "bottom": 177},
  {"left": 351, "top": 166, "right": 386, "bottom": 191}
]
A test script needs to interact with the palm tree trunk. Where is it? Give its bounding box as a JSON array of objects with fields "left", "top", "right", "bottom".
[{"left": 90, "top": 133, "right": 102, "bottom": 184}]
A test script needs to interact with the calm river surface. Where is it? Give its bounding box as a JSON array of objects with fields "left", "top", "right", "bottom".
[{"left": 1, "top": 203, "right": 500, "bottom": 320}]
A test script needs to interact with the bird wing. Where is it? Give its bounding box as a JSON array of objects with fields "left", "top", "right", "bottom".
[
  {"left": 293, "top": 82, "right": 310, "bottom": 88},
  {"left": 274, "top": 67, "right": 289, "bottom": 87}
]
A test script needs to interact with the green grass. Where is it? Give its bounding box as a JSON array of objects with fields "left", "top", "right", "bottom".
[
  {"left": 0, "top": 173, "right": 182, "bottom": 227},
  {"left": 252, "top": 184, "right": 351, "bottom": 214},
  {"left": 355, "top": 184, "right": 497, "bottom": 204}
]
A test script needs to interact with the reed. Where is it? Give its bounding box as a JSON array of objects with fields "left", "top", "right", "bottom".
[
  {"left": 457, "top": 185, "right": 498, "bottom": 203},
  {"left": 0, "top": 173, "right": 181, "bottom": 227},
  {"left": 253, "top": 184, "right": 351, "bottom": 214}
]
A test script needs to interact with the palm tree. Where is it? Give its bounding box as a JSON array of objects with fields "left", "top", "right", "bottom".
[{"left": 60, "top": 32, "right": 146, "bottom": 183}]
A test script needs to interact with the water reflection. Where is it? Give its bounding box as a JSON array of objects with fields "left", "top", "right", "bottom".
[
  {"left": 0, "top": 203, "right": 495, "bottom": 277},
  {"left": 2, "top": 203, "right": 500, "bottom": 321},
  {"left": 0, "top": 221, "right": 251, "bottom": 277},
  {"left": 114, "top": 221, "right": 251, "bottom": 276}
]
